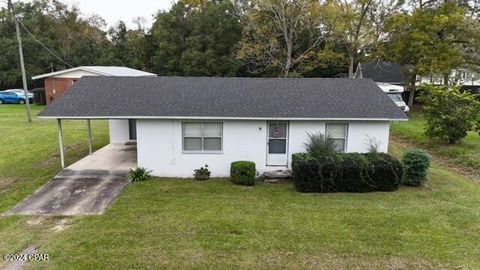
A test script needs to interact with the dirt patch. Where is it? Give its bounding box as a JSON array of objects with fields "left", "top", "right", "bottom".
[
  {"left": 250, "top": 252, "right": 450, "bottom": 270},
  {"left": 37, "top": 143, "right": 84, "bottom": 169},
  {"left": 25, "top": 217, "right": 46, "bottom": 227},
  {"left": 0, "top": 177, "right": 19, "bottom": 194},
  {"left": 386, "top": 257, "right": 445, "bottom": 269},
  {"left": 50, "top": 218, "right": 72, "bottom": 232},
  {"left": 65, "top": 143, "right": 84, "bottom": 152},
  {"left": 37, "top": 156, "right": 58, "bottom": 169}
]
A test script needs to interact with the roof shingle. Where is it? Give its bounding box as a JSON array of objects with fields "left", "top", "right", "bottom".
[{"left": 39, "top": 76, "right": 407, "bottom": 120}]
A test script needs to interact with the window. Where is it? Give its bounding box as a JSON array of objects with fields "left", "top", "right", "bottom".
[
  {"left": 183, "top": 122, "right": 222, "bottom": 152},
  {"left": 268, "top": 122, "right": 288, "bottom": 154},
  {"left": 326, "top": 123, "right": 348, "bottom": 153}
]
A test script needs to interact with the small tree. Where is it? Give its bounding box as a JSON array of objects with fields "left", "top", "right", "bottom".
[
  {"left": 402, "top": 149, "right": 431, "bottom": 187},
  {"left": 418, "top": 85, "right": 479, "bottom": 144}
]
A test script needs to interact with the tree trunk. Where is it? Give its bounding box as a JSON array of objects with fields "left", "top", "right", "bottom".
[
  {"left": 408, "top": 89, "right": 415, "bottom": 108},
  {"left": 443, "top": 73, "right": 449, "bottom": 86},
  {"left": 284, "top": 39, "right": 292, "bottom": 77},
  {"left": 348, "top": 51, "right": 355, "bottom": 78}
]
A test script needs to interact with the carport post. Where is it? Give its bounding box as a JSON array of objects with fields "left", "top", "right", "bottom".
[
  {"left": 87, "top": 119, "right": 92, "bottom": 155},
  {"left": 57, "top": 119, "right": 65, "bottom": 169}
]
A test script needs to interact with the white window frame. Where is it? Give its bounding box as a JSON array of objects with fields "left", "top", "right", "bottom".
[
  {"left": 182, "top": 122, "right": 223, "bottom": 153},
  {"left": 325, "top": 123, "right": 348, "bottom": 153}
]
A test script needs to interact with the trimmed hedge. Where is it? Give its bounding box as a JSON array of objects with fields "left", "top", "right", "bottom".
[
  {"left": 365, "top": 153, "right": 404, "bottom": 191},
  {"left": 402, "top": 149, "right": 431, "bottom": 186},
  {"left": 292, "top": 152, "right": 404, "bottom": 193},
  {"left": 231, "top": 161, "right": 256, "bottom": 186}
]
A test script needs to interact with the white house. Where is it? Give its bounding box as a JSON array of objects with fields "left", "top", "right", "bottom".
[{"left": 39, "top": 77, "right": 407, "bottom": 178}]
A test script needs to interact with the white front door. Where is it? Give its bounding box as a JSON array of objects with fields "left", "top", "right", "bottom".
[{"left": 266, "top": 122, "right": 289, "bottom": 166}]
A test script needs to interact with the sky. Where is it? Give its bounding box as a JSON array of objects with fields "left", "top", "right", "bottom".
[{"left": 62, "top": 0, "right": 173, "bottom": 29}]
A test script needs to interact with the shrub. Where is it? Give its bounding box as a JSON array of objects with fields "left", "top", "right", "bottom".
[
  {"left": 129, "top": 167, "right": 152, "bottom": 182},
  {"left": 292, "top": 152, "right": 403, "bottom": 193},
  {"left": 230, "top": 161, "right": 256, "bottom": 186},
  {"left": 303, "top": 132, "right": 336, "bottom": 160},
  {"left": 33, "top": 88, "right": 46, "bottom": 105},
  {"left": 402, "top": 149, "right": 431, "bottom": 186},
  {"left": 365, "top": 135, "right": 381, "bottom": 153},
  {"left": 337, "top": 153, "right": 375, "bottom": 192},
  {"left": 194, "top": 164, "right": 211, "bottom": 180},
  {"left": 365, "top": 153, "right": 404, "bottom": 191},
  {"left": 418, "top": 85, "right": 480, "bottom": 144}
]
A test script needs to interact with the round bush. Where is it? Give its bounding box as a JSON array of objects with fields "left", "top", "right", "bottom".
[
  {"left": 230, "top": 161, "right": 256, "bottom": 186},
  {"left": 402, "top": 149, "right": 431, "bottom": 186}
]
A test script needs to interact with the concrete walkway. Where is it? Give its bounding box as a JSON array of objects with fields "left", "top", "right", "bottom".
[{"left": 4, "top": 144, "right": 137, "bottom": 216}]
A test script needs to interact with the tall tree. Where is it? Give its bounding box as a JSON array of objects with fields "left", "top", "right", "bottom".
[
  {"left": 237, "top": 0, "right": 326, "bottom": 77},
  {"left": 0, "top": 0, "right": 114, "bottom": 89},
  {"left": 108, "top": 21, "right": 135, "bottom": 66},
  {"left": 150, "top": 0, "right": 243, "bottom": 76},
  {"left": 379, "top": 0, "right": 479, "bottom": 106},
  {"left": 323, "top": 0, "right": 375, "bottom": 78}
]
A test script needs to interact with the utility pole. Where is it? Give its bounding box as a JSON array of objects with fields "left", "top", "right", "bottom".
[{"left": 8, "top": 0, "right": 32, "bottom": 122}]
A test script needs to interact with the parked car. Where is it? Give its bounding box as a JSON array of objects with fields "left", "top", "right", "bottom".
[
  {"left": 0, "top": 90, "right": 34, "bottom": 104},
  {"left": 5, "top": 89, "right": 34, "bottom": 97},
  {"left": 376, "top": 82, "right": 410, "bottom": 115}
]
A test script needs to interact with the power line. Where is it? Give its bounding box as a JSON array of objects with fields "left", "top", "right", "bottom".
[
  {"left": 17, "top": 19, "right": 74, "bottom": 68},
  {"left": 21, "top": 43, "right": 59, "bottom": 68}
]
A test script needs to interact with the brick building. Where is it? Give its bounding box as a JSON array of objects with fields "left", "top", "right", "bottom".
[{"left": 32, "top": 66, "right": 157, "bottom": 104}]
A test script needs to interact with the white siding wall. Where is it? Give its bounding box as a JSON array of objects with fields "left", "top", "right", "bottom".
[
  {"left": 136, "top": 119, "right": 391, "bottom": 177},
  {"left": 109, "top": 119, "right": 130, "bottom": 144},
  {"left": 347, "top": 122, "right": 390, "bottom": 153},
  {"left": 137, "top": 120, "right": 267, "bottom": 177}
]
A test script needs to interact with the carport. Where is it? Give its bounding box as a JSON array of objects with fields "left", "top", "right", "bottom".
[{"left": 56, "top": 118, "right": 136, "bottom": 169}]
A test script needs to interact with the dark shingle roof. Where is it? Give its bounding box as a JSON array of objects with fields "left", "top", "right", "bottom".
[
  {"left": 39, "top": 77, "right": 407, "bottom": 120},
  {"left": 361, "top": 62, "right": 413, "bottom": 84}
]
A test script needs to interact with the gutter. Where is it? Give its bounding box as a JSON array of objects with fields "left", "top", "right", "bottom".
[{"left": 37, "top": 115, "right": 409, "bottom": 122}]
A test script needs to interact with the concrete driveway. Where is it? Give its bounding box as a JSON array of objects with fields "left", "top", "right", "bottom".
[{"left": 4, "top": 144, "right": 137, "bottom": 216}]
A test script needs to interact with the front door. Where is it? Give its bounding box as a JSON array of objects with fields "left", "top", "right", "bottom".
[
  {"left": 266, "top": 122, "right": 288, "bottom": 166},
  {"left": 128, "top": 119, "right": 137, "bottom": 140}
]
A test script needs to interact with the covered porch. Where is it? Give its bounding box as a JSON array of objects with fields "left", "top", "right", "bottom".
[{"left": 56, "top": 118, "right": 137, "bottom": 169}]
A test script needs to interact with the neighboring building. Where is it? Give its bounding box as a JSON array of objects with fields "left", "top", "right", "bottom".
[
  {"left": 359, "top": 62, "right": 480, "bottom": 90},
  {"left": 357, "top": 62, "right": 413, "bottom": 86},
  {"left": 357, "top": 62, "right": 412, "bottom": 114},
  {"left": 39, "top": 77, "right": 407, "bottom": 178},
  {"left": 417, "top": 68, "right": 480, "bottom": 94},
  {"left": 32, "top": 66, "right": 157, "bottom": 104}
]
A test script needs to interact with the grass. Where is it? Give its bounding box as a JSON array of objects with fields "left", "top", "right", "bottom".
[
  {"left": 391, "top": 109, "right": 480, "bottom": 172},
  {"left": 0, "top": 104, "right": 480, "bottom": 269},
  {"left": 0, "top": 105, "right": 109, "bottom": 212}
]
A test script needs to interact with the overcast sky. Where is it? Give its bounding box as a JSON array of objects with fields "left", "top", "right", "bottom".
[{"left": 62, "top": 0, "right": 174, "bottom": 29}]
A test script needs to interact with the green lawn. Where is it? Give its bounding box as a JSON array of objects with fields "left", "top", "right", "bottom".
[
  {"left": 0, "top": 105, "right": 109, "bottom": 212},
  {"left": 391, "top": 110, "right": 480, "bottom": 172},
  {"left": 1, "top": 105, "right": 480, "bottom": 269}
]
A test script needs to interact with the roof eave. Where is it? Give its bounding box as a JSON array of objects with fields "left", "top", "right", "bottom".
[
  {"left": 31, "top": 67, "right": 106, "bottom": 80},
  {"left": 37, "top": 115, "right": 409, "bottom": 121}
]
